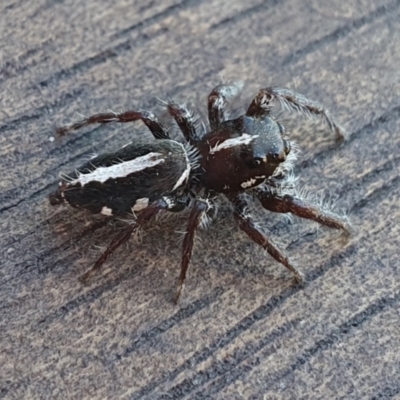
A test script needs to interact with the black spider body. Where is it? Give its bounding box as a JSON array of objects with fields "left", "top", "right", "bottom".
[
  {"left": 51, "top": 140, "right": 193, "bottom": 216},
  {"left": 197, "top": 115, "right": 290, "bottom": 193},
  {"left": 50, "top": 83, "right": 350, "bottom": 303}
]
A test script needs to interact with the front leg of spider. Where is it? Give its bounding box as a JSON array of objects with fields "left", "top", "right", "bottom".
[
  {"left": 255, "top": 187, "right": 350, "bottom": 234},
  {"left": 208, "top": 82, "right": 244, "bottom": 130},
  {"left": 246, "top": 87, "right": 347, "bottom": 142},
  {"left": 175, "top": 199, "right": 211, "bottom": 304},
  {"left": 228, "top": 194, "right": 303, "bottom": 284}
]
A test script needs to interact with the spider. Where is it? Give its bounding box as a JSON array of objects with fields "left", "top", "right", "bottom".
[{"left": 49, "top": 83, "right": 350, "bottom": 303}]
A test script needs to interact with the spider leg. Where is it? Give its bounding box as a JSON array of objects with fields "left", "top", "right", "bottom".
[
  {"left": 255, "top": 186, "right": 350, "bottom": 233},
  {"left": 167, "top": 102, "right": 200, "bottom": 143},
  {"left": 175, "top": 199, "right": 211, "bottom": 304},
  {"left": 57, "top": 110, "right": 170, "bottom": 140},
  {"left": 208, "top": 82, "right": 244, "bottom": 130},
  {"left": 79, "top": 196, "right": 180, "bottom": 283},
  {"left": 246, "top": 87, "right": 346, "bottom": 142},
  {"left": 228, "top": 193, "right": 303, "bottom": 283}
]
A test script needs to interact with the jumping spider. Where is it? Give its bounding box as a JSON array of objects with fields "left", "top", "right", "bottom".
[{"left": 50, "top": 83, "right": 349, "bottom": 303}]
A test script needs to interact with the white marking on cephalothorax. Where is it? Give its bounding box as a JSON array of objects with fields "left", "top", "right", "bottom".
[
  {"left": 132, "top": 198, "right": 149, "bottom": 212},
  {"left": 101, "top": 206, "right": 113, "bottom": 216},
  {"left": 162, "top": 196, "right": 175, "bottom": 209},
  {"left": 241, "top": 175, "right": 266, "bottom": 189},
  {"left": 71, "top": 152, "right": 165, "bottom": 186},
  {"left": 241, "top": 178, "right": 258, "bottom": 188},
  {"left": 209, "top": 134, "right": 258, "bottom": 154}
]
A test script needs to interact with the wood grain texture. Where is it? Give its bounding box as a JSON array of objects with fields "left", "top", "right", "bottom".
[{"left": 1, "top": 0, "right": 400, "bottom": 399}]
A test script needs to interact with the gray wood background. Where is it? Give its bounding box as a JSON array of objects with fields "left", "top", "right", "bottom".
[{"left": 1, "top": 0, "right": 400, "bottom": 399}]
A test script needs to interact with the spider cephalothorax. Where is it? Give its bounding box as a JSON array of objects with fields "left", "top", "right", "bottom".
[{"left": 50, "top": 83, "right": 349, "bottom": 303}]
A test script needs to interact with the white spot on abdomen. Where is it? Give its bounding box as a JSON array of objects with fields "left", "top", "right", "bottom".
[
  {"left": 101, "top": 206, "right": 113, "bottom": 216},
  {"left": 132, "top": 198, "right": 149, "bottom": 212}
]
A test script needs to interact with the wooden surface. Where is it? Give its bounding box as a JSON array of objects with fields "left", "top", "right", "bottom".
[{"left": 1, "top": 1, "right": 400, "bottom": 399}]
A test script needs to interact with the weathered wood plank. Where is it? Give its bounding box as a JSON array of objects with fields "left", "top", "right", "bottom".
[{"left": 1, "top": 0, "right": 400, "bottom": 399}]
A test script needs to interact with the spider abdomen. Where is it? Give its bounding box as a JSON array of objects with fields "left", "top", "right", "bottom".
[{"left": 50, "top": 140, "right": 192, "bottom": 216}]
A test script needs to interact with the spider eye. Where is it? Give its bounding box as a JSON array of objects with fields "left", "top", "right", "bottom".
[
  {"left": 268, "top": 151, "right": 286, "bottom": 163},
  {"left": 246, "top": 157, "right": 264, "bottom": 169}
]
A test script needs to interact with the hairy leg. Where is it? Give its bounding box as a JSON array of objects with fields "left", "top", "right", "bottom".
[
  {"left": 246, "top": 87, "right": 346, "bottom": 142},
  {"left": 208, "top": 82, "right": 244, "bottom": 130},
  {"left": 57, "top": 110, "right": 170, "bottom": 139},
  {"left": 167, "top": 101, "right": 200, "bottom": 143},
  {"left": 79, "top": 197, "right": 181, "bottom": 283},
  {"left": 255, "top": 186, "right": 350, "bottom": 233},
  {"left": 228, "top": 193, "right": 303, "bottom": 283},
  {"left": 175, "top": 199, "right": 211, "bottom": 303}
]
